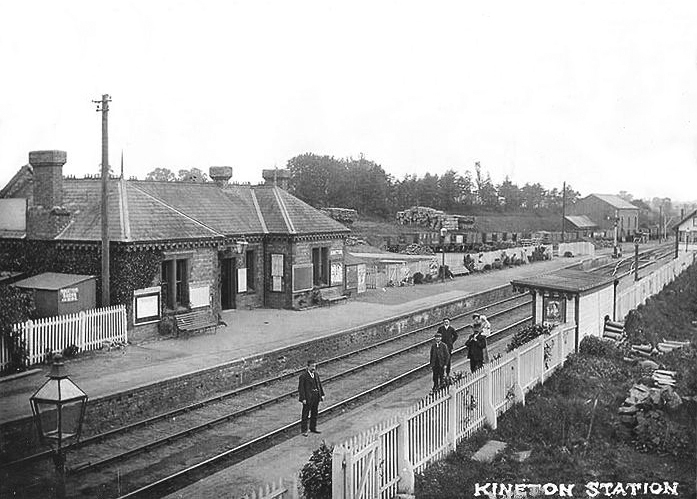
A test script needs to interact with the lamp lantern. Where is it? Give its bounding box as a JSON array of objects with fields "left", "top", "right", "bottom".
[{"left": 30, "top": 355, "right": 88, "bottom": 498}]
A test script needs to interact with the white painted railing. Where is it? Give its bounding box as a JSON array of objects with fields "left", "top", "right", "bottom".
[
  {"left": 332, "top": 323, "right": 575, "bottom": 499},
  {"left": 1, "top": 305, "right": 127, "bottom": 370},
  {"left": 615, "top": 252, "right": 695, "bottom": 321}
]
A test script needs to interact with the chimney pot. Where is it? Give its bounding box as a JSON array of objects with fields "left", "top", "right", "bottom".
[
  {"left": 262, "top": 169, "right": 291, "bottom": 190},
  {"left": 209, "top": 166, "right": 233, "bottom": 187}
]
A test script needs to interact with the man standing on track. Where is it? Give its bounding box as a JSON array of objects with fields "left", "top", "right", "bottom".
[
  {"left": 430, "top": 332, "right": 450, "bottom": 392},
  {"left": 437, "top": 318, "right": 458, "bottom": 377},
  {"left": 298, "top": 360, "right": 325, "bottom": 436}
]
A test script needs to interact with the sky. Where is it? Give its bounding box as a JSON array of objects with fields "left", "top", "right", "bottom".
[{"left": 1, "top": 1, "right": 696, "bottom": 203}]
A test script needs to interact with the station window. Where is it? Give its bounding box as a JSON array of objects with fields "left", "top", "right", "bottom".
[
  {"left": 312, "top": 247, "right": 329, "bottom": 286},
  {"left": 162, "top": 258, "right": 189, "bottom": 309}
]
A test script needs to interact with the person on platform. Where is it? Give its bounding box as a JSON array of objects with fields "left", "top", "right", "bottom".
[
  {"left": 465, "top": 322, "right": 487, "bottom": 373},
  {"left": 437, "top": 318, "right": 458, "bottom": 376},
  {"left": 298, "top": 360, "right": 325, "bottom": 436},
  {"left": 430, "top": 332, "right": 451, "bottom": 392}
]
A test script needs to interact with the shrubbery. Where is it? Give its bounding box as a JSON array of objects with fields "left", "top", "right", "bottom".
[{"left": 300, "top": 442, "right": 333, "bottom": 499}]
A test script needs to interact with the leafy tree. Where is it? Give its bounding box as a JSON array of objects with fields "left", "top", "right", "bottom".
[
  {"left": 497, "top": 176, "right": 522, "bottom": 211},
  {"left": 438, "top": 169, "right": 464, "bottom": 211},
  {"left": 177, "top": 168, "right": 209, "bottom": 182},
  {"left": 521, "top": 182, "right": 546, "bottom": 210},
  {"left": 287, "top": 153, "right": 347, "bottom": 208},
  {"left": 145, "top": 168, "right": 177, "bottom": 182}
]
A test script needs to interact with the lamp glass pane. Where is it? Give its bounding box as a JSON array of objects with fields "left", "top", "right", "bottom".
[{"left": 34, "top": 399, "right": 84, "bottom": 446}]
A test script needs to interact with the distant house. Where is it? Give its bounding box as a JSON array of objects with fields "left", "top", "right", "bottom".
[
  {"left": 673, "top": 209, "right": 697, "bottom": 256},
  {"left": 0, "top": 150, "right": 349, "bottom": 338},
  {"left": 563, "top": 215, "right": 598, "bottom": 238},
  {"left": 567, "top": 194, "right": 639, "bottom": 242}
]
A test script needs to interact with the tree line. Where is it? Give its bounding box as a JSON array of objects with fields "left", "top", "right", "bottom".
[
  {"left": 143, "top": 154, "right": 684, "bottom": 223},
  {"left": 285, "top": 153, "right": 581, "bottom": 218}
]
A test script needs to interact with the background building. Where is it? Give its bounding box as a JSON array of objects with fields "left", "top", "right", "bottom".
[{"left": 567, "top": 193, "right": 639, "bottom": 241}]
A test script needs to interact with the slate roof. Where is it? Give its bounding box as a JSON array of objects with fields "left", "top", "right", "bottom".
[
  {"left": 564, "top": 215, "right": 598, "bottom": 230},
  {"left": 1, "top": 172, "right": 349, "bottom": 242},
  {"left": 589, "top": 194, "right": 638, "bottom": 210},
  {"left": 511, "top": 269, "right": 615, "bottom": 295}
]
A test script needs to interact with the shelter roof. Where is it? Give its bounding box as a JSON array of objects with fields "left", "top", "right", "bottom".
[
  {"left": 564, "top": 215, "right": 598, "bottom": 230},
  {"left": 14, "top": 272, "right": 95, "bottom": 290},
  {"left": 589, "top": 194, "right": 638, "bottom": 210},
  {"left": 510, "top": 269, "right": 614, "bottom": 296}
]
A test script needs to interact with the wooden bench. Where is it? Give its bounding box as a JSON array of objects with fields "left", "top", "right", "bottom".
[
  {"left": 175, "top": 309, "right": 219, "bottom": 336},
  {"left": 319, "top": 288, "right": 348, "bottom": 307}
]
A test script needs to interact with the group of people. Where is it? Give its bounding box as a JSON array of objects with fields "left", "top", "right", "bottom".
[
  {"left": 297, "top": 313, "right": 491, "bottom": 436},
  {"left": 429, "top": 313, "right": 490, "bottom": 392}
]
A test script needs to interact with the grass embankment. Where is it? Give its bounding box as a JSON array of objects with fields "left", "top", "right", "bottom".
[{"left": 416, "top": 262, "right": 697, "bottom": 499}]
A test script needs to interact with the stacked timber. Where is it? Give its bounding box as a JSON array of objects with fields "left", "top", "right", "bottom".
[
  {"left": 320, "top": 207, "right": 357, "bottom": 225},
  {"left": 603, "top": 319, "right": 626, "bottom": 344},
  {"left": 656, "top": 339, "right": 690, "bottom": 354},
  {"left": 652, "top": 370, "right": 677, "bottom": 387},
  {"left": 630, "top": 343, "right": 656, "bottom": 357},
  {"left": 395, "top": 206, "right": 464, "bottom": 231}
]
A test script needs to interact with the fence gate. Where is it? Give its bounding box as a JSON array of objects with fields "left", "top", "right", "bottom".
[{"left": 333, "top": 435, "right": 383, "bottom": 499}]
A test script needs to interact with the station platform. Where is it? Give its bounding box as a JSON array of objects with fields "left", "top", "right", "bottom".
[{"left": 0, "top": 252, "right": 611, "bottom": 426}]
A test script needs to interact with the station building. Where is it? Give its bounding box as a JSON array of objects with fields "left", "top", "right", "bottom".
[
  {"left": 567, "top": 194, "right": 639, "bottom": 241},
  {"left": 0, "top": 150, "right": 349, "bottom": 338},
  {"left": 673, "top": 208, "right": 697, "bottom": 256}
]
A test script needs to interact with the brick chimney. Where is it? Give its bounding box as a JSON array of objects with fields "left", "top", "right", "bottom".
[
  {"left": 209, "top": 166, "right": 233, "bottom": 187},
  {"left": 262, "top": 168, "right": 290, "bottom": 190},
  {"left": 27, "top": 150, "right": 70, "bottom": 239}
]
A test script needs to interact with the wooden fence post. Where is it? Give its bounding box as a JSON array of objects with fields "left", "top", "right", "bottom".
[
  {"left": 25, "top": 320, "right": 34, "bottom": 366},
  {"left": 332, "top": 444, "right": 349, "bottom": 499},
  {"left": 484, "top": 364, "right": 497, "bottom": 430},
  {"left": 514, "top": 350, "right": 525, "bottom": 405},
  {"left": 448, "top": 388, "right": 457, "bottom": 450},
  {"left": 78, "top": 311, "right": 86, "bottom": 352},
  {"left": 396, "top": 414, "right": 414, "bottom": 494}
]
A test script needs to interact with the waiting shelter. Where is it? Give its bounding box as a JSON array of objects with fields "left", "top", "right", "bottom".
[{"left": 510, "top": 269, "right": 616, "bottom": 352}]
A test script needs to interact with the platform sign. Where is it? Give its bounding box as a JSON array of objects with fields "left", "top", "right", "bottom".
[
  {"left": 134, "top": 286, "right": 161, "bottom": 325},
  {"left": 543, "top": 295, "right": 566, "bottom": 325},
  {"left": 60, "top": 287, "right": 79, "bottom": 303}
]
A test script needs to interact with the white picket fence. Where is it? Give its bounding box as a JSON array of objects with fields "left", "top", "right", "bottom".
[
  {"left": 241, "top": 477, "right": 299, "bottom": 499},
  {"left": 332, "top": 323, "right": 576, "bottom": 499},
  {"left": 1, "top": 304, "right": 127, "bottom": 371},
  {"left": 615, "top": 252, "right": 695, "bottom": 321}
]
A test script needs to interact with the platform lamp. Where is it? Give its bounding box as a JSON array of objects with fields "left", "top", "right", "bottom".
[
  {"left": 686, "top": 227, "right": 691, "bottom": 253},
  {"left": 30, "top": 355, "right": 88, "bottom": 499},
  {"left": 440, "top": 228, "right": 448, "bottom": 282}
]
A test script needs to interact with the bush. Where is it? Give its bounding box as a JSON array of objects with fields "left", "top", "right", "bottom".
[
  {"left": 0, "top": 285, "right": 34, "bottom": 373},
  {"left": 62, "top": 344, "right": 79, "bottom": 358},
  {"left": 158, "top": 316, "right": 175, "bottom": 336},
  {"left": 506, "top": 323, "right": 553, "bottom": 352},
  {"left": 563, "top": 251, "right": 574, "bottom": 258},
  {"left": 483, "top": 264, "right": 492, "bottom": 271},
  {"left": 300, "top": 442, "right": 333, "bottom": 499},
  {"left": 578, "top": 336, "right": 619, "bottom": 358},
  {"left": 413, "top": 272, "right": 424, "bottom": 284}
]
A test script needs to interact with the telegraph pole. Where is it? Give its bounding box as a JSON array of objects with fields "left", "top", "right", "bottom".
[
  {"left": 93, "top": 94, "right": 111, "bottom": 306},
  {"left": 561, "top": 181, "right": 566, "bottom": 242}
]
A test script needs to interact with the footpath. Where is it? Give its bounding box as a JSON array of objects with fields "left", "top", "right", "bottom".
[{"left": 0, "top": 253, "right": 610, "bottom": 426}]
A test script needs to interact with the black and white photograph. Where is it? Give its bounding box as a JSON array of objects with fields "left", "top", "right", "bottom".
[{"left": 1, "top": 1, "right": 696, "bottom": 498}]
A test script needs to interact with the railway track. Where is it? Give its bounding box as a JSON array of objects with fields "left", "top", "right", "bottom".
[
  {"left": 4, "top": 244, "right": 674, "bottom": 498},
  {"left": 1, "top": 293, "right": 532, "bottom": 499}
]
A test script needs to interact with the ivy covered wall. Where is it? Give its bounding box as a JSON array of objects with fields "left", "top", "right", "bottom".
[{"left": 0, "top": 240, "right": 162, "bottom": 326}]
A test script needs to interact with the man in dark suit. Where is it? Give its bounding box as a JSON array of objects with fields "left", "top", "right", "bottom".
[
  {"left": 430, "top": 332, "right": 450, "bottom": 392},
  {"left": 465, "top": 327, "right": 487, "bottom": 373},
  {"left": 298, "top": 359, "right": 325, "bottom": 436},
  {"left": 436, "top": 318, "right": 458, "bottom": 376}
]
